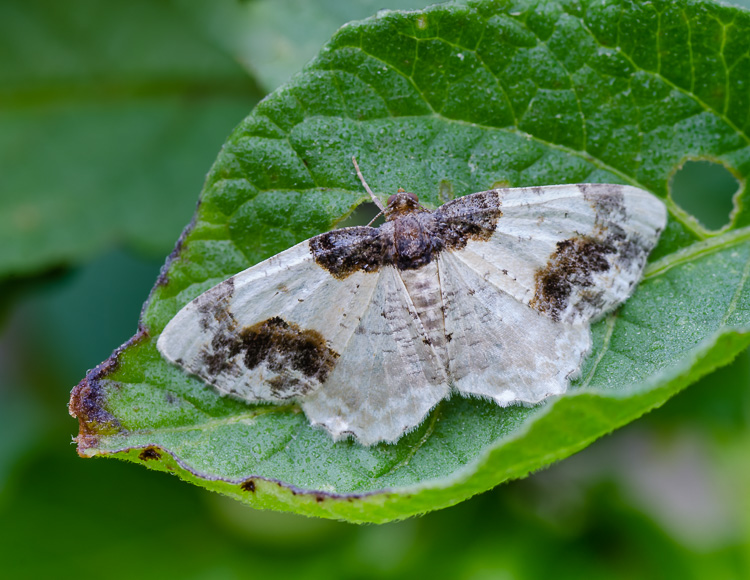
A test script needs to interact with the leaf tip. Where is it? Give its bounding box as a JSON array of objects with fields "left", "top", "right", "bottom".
[{"left": 69, "top": 326, "right": 150, "bottom": 453}]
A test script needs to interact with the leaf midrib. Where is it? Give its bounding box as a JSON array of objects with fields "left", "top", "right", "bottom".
[{"left": 644, "top": 223, "right": 750, "bottom": 278}]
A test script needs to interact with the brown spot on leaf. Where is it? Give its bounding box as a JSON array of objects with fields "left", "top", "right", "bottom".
[
  {"left": 241, "top": 479, "right": 256, "bottom": 492},
  {"left": 139, "top": 447, "right": 161, "bottom": 461},
  {"left": 68, "top": 380, "right": 122, "bottom": 449}
]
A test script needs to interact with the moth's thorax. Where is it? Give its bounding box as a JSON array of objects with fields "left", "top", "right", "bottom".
[
  {"left": 309, "top": 189, "right": 502, "bottom": 278},
  {"left": 384, "top": 191, "right": 427, "bottom": 220},
  {"left": 390, "top": 211, "right": 440, "bottom": 271}
]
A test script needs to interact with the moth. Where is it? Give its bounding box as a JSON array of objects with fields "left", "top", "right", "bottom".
[{"left": 157, "top": 158, "right": 666, "bottom": 445}]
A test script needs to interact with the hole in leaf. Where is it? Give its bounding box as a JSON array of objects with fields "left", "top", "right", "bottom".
[
  {"left": 670, "top": 160, "right": 740, "bottom": 230},
  {"left": 335, "top": 201, "right": 383, "bottom": 228}
]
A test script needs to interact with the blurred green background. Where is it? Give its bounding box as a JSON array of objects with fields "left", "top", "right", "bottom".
[{"left": 2, "top": 1, "right": 749, "bottom": 578}]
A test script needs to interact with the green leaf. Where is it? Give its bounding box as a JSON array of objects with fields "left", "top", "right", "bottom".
[
  {"left": 70, "top": 0, "right": 750, "bottom": 523},
  {"left": 0, "top": 0, "right": 261, "bottom": 279}
]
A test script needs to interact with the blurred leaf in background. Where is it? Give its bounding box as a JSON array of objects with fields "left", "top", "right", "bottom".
[
  {"left": 2, "top": 0, "right": 750, "bottom": 577},
  {"left": 175, "top": 0, "right": 433, "bottom": 93},
  {"left": 0, "top": 0, "right": 261, "bottom": 278}
]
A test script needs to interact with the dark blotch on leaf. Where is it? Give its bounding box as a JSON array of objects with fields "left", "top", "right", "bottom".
[
  {"left": 139, "top": 447, "right": 161, "bottom": 461},
  {"left": 241, "top": 479, "right": 256, "bottom": 492},
  {"left": 69, "top": 328, "right": 149, "bottom": 450}
]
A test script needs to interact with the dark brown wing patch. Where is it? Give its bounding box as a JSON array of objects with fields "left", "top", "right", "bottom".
[
  {"left": 434, "top": 190, "right": 502, "bottom": 251},
  {"left": 199, "top": 316, "right": 339, "bottom": 399},
  {"left": 530, "top": 184, "right": 656, "bottom": 321},
  {"left": 529, "top": 237, "right": 614, "bottom": 321},
  {"left": 194, "top": 278, "right": 235, "bottom": 331},
  {"left": 310, "top": 226, "right": 386, "bottom": 279},
  {"left": 241, "top": 317, "right": 339, "bottom": 391}
]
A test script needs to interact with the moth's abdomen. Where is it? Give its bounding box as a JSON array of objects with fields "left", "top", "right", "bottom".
[
  {"left": 399, "top": 263, "right": 449, "bottom": 365},
  {"left": 393, "top": 214, "right": 436, "bottom": 271}
]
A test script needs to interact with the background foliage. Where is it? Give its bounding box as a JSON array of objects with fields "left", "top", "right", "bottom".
[{"left": 2, "top": 0, "right": 750, "bottom": 576}]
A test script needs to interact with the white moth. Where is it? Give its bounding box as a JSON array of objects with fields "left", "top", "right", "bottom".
[{"left": 157, "top": 158, "right": 666, "bottom": 445}]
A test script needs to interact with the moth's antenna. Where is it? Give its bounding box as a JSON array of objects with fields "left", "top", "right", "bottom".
[
  {"left": 352, "top": 156, "right": 386, "bottom": 212},
  {"left": 365, "top": 211, "right": 384, "bottom": 227}
]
